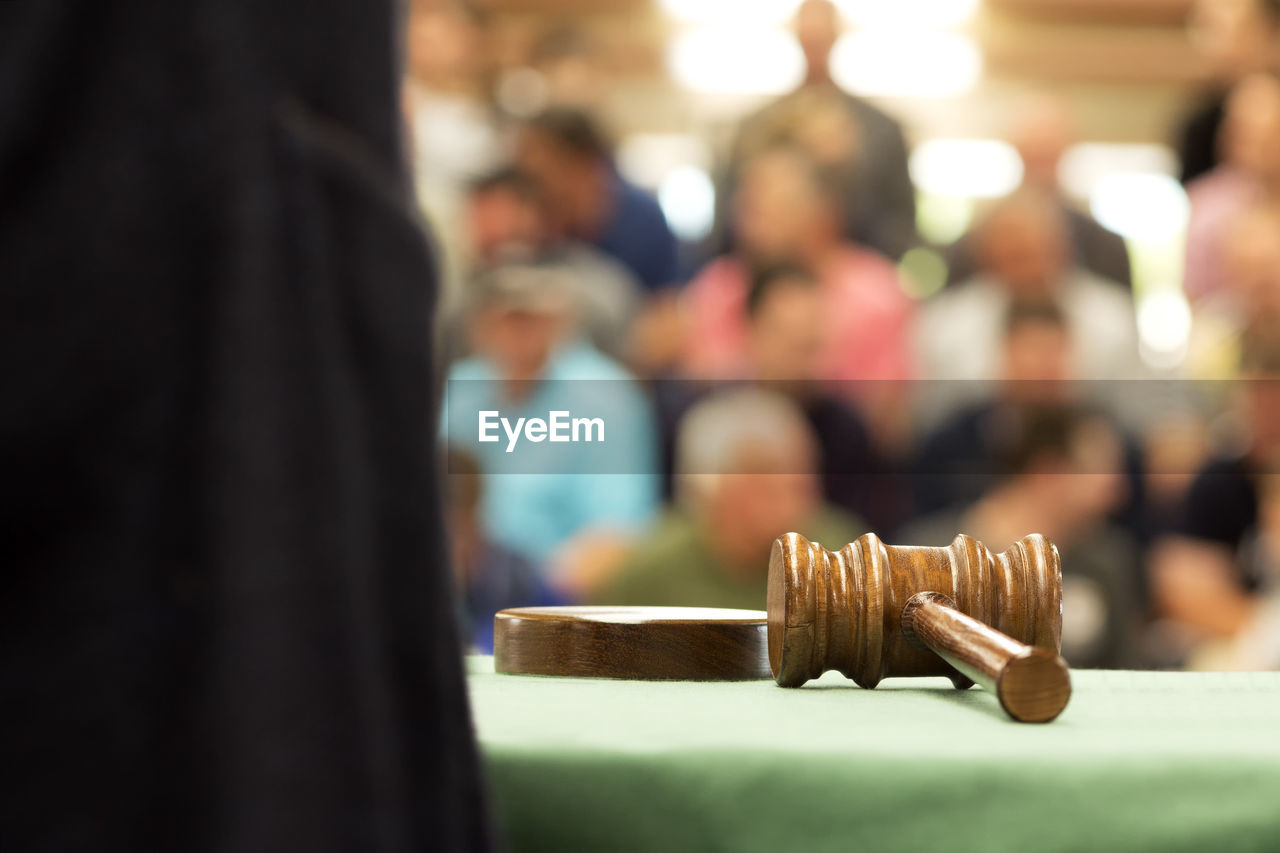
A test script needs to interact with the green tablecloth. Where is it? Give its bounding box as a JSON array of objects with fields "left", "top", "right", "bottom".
[{"left": 467, "top": 657, "right": 1280, "bottom": 852}]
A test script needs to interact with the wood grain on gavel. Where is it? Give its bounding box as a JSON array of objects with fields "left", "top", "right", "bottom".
[{"left": 768, "top": 532, "right": 1070, "bottom": 722}]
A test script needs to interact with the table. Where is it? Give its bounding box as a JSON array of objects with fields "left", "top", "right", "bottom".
[{"left": 467, "top": 657, "right": 1280, "bottom": 852}]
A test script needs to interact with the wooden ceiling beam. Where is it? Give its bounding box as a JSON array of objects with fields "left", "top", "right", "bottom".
[{"left": 985, "top": 0, "right": 1194, "bottom": 27}]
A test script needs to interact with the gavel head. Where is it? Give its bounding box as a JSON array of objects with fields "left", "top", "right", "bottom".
[{"left": 767, "top": 532, "right": 1061, "bottom": 688}]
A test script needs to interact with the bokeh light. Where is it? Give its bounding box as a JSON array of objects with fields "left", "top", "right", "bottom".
[
  {"left": 829, "top": 31, "right": 983, "bottom": 98},
  {"left": 1059, "top": 143, "right": 1181, "bottom": 202},
  {"left": 909, "top": 139, "right": 1024, "bottom": 199},
  {"left": 1089, "top": 173, "right": 1190, "bottom": 243},
  {"left": 898, "top": 247, "right": 950, "bottom": 300},
  {"left": 1137, "top": 289, "right": 1193, "bottom": 371},
  {"left": 659, "top": 166, "right": 717, "bottom": 243},
  {"left": 667, "top": 27, "right": 807, "bottom": 95}
]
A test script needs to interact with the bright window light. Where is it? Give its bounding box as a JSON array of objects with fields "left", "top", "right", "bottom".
[
  {"left": 830, "top": 31, "right": 982, "bottom": 98},
  {"left": 659, "top": 0, "right": 803, "bottom": 24},
  {"left": 834, "top": 0, "right": 980, "bottom": 29},
  {"left": 1089, "top": 173, "right": 1189, "bottom": 243},
  {"left": 909, "top": 139, "right": 1023, "bottom": 199},
  {"left": 1137, "top": 290, "right": 1192, "bottom": 371},
  {"left": 1059, "top": 143, "right": 1180, "bottom": 202},
  {"left": 658, "top": 166, "right": 717, "bottom": 243},
  {"left": 668, "top": 27, "right": 806, "bottom": 95}
]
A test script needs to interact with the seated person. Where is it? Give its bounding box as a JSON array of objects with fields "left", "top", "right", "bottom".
[
  {"left": 1186, "top": 200, "right": 1280, "bottom": 380},
  {"left": 596, "top": 388, "right": 865, "bottom": 611},
  {"left": 916, "top": 188, "right": 1144, "bottom": 433},
  {"left": 445, "top": 449, "right": 561, "bottom": 653},
  {"left": 455, "top": 167, "right": 641, "bottom": 361},
  {"left": 913, "top": 300, "right": 1144, "bottom": 526},
  {"left": 511, "top": 109, "right": 686, "bottom": 380},
  {"left": 1150, "top": 338, "right": 1280, "bottom": 667},
  {"left": 514, "top": 107, "right": 679, "bottom": 293},
  {"left": 442, "top": 260, "right": 659, "bottom": 577},
  {"left": 682, "top": 143, "right": 913, "bottom": 388},
  {"left": 902, "top": 404, "right": 1143, "bottom": 669},
  {"left": 656, "top": 264, "right": 901, "bottom": 533},
  {"left": 1184, "top": 71, "right": 1280, "bottom": 305}
]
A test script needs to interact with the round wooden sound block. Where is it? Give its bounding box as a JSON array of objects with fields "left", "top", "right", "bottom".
[{"left": 494, "top": 606, "right": 771, "bottom": 681}]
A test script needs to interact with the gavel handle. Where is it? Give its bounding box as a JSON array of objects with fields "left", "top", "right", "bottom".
[{"left": 901, "top": 591, "right": 1071, "bottom": 723}]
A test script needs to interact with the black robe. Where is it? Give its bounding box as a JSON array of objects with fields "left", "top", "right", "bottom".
[{"left": 0, "top": 2, "right": 489, "bottom": 849}]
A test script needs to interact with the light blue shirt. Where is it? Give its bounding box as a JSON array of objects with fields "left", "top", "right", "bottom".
[{"left": 443, "top": 341, "right": 660, "bottom": 567}]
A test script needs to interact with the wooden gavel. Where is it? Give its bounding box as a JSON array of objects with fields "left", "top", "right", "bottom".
[{"left": 768, "top": 532, "right": 1071, "bottom": 722}]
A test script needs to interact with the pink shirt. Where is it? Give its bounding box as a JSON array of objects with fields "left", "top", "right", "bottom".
[
  {"left": 680, "top": 247, "right": 914, "bottom": 384},
  {"left": 1185, "top": 167, "right": 1260, "bottom": 305}
]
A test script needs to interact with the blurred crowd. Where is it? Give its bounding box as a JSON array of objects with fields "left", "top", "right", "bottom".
[{"left": 421, "top": 0, "right": 1280, "bottom": 671}]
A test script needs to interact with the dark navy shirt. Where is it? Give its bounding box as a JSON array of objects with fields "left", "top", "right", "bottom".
[
  {"left": 1176, "top": 454, "right": 1263, "bottom": 592},
  {"left": 594, "top": 172, "right": 680, "bottom": 292},
  {"left": 1179, "top": 455, "right": 1257, "bottom": 547}
]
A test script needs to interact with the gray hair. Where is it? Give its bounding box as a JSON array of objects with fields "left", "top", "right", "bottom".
[
  {"left": 466, "top": 256, "right": 576, "bottom": 316},
  {"left": 674, "top": 388, "right": 815, "bottom": 505}
]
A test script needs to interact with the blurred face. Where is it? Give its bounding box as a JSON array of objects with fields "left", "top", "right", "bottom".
[
  {"left": 1189, "top": 0, "right": 1279, "bottom": 80},
  {"left": 407, "top": 4, "right": 481, "bottom": 84},
  {"left": 1062, "top": 419, "right": 1127, "bottom": 522},
  {"left": 794, "top": 0, "right": 840, "bottom": 81},
  {"left": 706, "top": 435, "right": 820, "bottom": 567},
  {"left": 734, "top": 151, "right": 830, "bottom": 264},
  {"left": 977, "top": 206, "right": 1068, "bottom": 299},
  {"left": 1001, "top": 320, "right": 1073, "bottom": 401},
  {"left": 470, "top": 304, "right": 562, "bottom": 381},
  {"left": 749, "top": 278, "right": 826, "bottom": 381},
  {"left": 514, "top": 129, "right": 580, "bottom": 224},
  {"left": 1222, "top": 74, "right": 1280, "bottom": 179},
  {"left": 1027, "top": 419, "right": 1125, "bottom": 527},
  {"left": 467, "top": 188, "right": 544, "bottom": 261}
]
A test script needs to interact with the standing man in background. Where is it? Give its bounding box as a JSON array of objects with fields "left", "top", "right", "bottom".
[
  {"left": 712, "top": 0, "right": 918, "bottom": 262},
  {"left": 945, "top": 97, "right": 1132, "bottom": 290}
]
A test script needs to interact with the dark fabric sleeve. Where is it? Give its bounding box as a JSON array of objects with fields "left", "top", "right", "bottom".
[
  {"left": 0, "top": 3, "right": 489, "bottom": 851},
  {"left": 807, "top": 397, "right": 906, "bottom": 535},
  {"left": 1176, "top": 94, "right": 1226, "bottom": 187},
  {"left": 1070, "top": 210, "right": 1133, "bottom": 288},
  {"left": 703, "top": 107, "right": 760, "bottom": 263},
  {"left": 620, "top": 186, "right": 680, "bottom": 291},
  {"left": 859, "top": 111, "right": 919, "bottom": 261},
  {"left": 1175, "top": 459, "right": 1257, "bottom": 550},
  {"left": 909, "top": 408, "right": 995, "bottom": 519},
  {"left": 639, "top": 194, "right": 681, "bottom": 290},
  {"left": 943, "top": 233, "right": 979, "bottom": 287}
]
